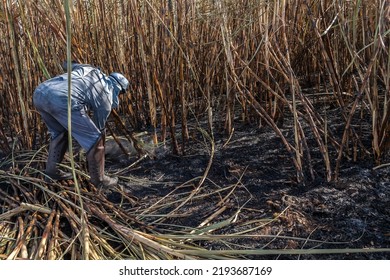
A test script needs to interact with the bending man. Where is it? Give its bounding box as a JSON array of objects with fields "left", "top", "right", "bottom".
[{"left": 33, "top": 63, "right": 129, "bottom": 188}]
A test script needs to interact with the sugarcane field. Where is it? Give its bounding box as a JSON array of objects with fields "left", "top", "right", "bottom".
[{"left": 0, "top": 0, "right": 389, "bottom": 260}]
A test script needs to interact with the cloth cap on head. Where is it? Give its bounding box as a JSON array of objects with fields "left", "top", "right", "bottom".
[{"left": 109, "top": 72, "right": 129, "bottom": 93}]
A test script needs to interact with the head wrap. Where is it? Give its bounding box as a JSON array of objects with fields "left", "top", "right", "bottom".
[{"left": 109, "top": 73, "right": 129, "bottom": 93}]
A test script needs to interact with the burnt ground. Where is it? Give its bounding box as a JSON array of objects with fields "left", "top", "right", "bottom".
[{"left": 104, "top": 105, "right": 390, "bottom": 260}]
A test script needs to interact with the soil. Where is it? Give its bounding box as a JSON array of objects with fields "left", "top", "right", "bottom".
[{"left": 104, "top": 105, "right": 390, "bottom": 260}]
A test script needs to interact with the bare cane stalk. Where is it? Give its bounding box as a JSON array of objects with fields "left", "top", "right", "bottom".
[{"left": 63, "top": 0, "right": 89, "bottom": 260}]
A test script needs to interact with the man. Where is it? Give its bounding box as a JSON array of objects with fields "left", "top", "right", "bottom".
[{"left": 33, "top": 63, "right": 129, "bottom": 188}]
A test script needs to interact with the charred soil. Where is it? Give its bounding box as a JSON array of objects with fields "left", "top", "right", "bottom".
[{"left": 105, "top": 105, "right": 390, "bottom": 260}]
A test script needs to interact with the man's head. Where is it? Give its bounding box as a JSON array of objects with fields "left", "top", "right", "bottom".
[{"left": 109, "top": 73, "right": 129, "bottom": 94}]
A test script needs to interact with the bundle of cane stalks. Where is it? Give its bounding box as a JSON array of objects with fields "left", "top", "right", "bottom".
[{"left": 0, "top": 148, "right": 258, "bottom": 260}]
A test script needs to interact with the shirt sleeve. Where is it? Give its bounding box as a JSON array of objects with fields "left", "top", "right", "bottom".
[{"left": 92, "top": 107, "right": 111, "bottom": 131}]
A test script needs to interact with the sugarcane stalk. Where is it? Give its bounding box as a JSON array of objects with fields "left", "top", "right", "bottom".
[
  {"left": 47, "top": 210, "right": 61, "bottom": 260},
  {"left": 17, "top": 217, "right": 28, "bottom": 259},
  {"left": 34, "top": 210, "right": 56, "bottom": 259}
]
